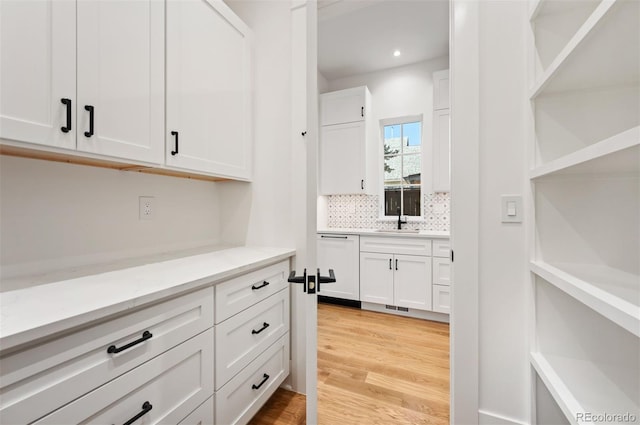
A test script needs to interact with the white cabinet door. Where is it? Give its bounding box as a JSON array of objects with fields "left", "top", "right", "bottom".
[
  {"left": 0, "top": 0, "right": 76, "bottom": 149},
  {"left": 320, "top": 87, "right": 365, "bottom": 126},
  {"left": 319, "top": 121, "right": 365, "bottom": 194},
  {"left": 393, "top": 254, "right": 432, "bottom": 311},
  {"left": 166, "top": 0, "right": 252, "bottom": 180},
  {"left": 317, "top": 234, "right": 360, "bottom": 300},
  {"left": 359, "top": 252, "right": 393, "bottom": 305},
  {"left": 432, "top": 109, "right": 450, "bottom": 192},
  {"left": 432, "top": 285, "right": 450, "bottom": 314},
  {"left": 76, "top": 0, "right": 164, "bottom": 164},
  {"left": 433, "top": 257, "right": 451, "bottom": 286},
  {"left": 433, "top": 70, "right": 450, "bottom": 111}
]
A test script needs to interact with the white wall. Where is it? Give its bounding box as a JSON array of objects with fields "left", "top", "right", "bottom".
[
  {"left": 0, "top": 155, "right": 221, "bottom": 281},
  {"left": 477, "top": 2, "right": 529, "bottom": 423},
  {"left": 452, "top": 1, "right": 529, "bottom": 424},
  {"left": 219, "top": 0, "right": 294, "bottom": 249}
]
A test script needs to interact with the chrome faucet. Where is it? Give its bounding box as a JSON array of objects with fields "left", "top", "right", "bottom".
[{"left": 397, "top": 207, "right": 407, "bottom": 230}]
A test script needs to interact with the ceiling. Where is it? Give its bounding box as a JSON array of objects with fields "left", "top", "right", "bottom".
[{"left": 318, "top": 0, "right": 450, "bottom": 81}]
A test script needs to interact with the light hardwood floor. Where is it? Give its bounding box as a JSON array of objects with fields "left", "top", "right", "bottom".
[{"left": 249, "top": 302, "right": 450, "bottom": 425}]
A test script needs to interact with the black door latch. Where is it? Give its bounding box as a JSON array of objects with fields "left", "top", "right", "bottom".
[{"left": 288, "top": 268, "right": 335, "bottom": 294}]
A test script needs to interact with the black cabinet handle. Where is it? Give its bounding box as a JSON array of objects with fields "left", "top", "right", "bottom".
[
  {"left": 389, "top": 259, "right": 392, "bottom": 270},
  {"left": 395, "top": 259, "right": 398, "bottom": 270},
  {"left": 251, "top": 322, "right": 270, "bottom": 335},
  {"left": 320, "top": 235, "right": 348, "bottom": 239},
  {"left": 252, "top": 373, "right": 270, "bottom": 390},
  {"left": 361, "top": 106, "right": 364, "bottom": 117},
  {"left": 252, "top": 281, "right": 270, "bottom": 290},
  {"left": 61, "top": 98, "right": 71, "bottom": 133},
  {"left": 123, "top": 401, "right": 152, "bottom": 425},
  {"left": 361, "top": 180, "right": 364, "bottom": 190},
  {"left": 107, "top": 331, "right": 152, "bottom": 354},
  {"left": 171, "top": 131, "right": 179, "bottom": 155},
  {"left": 84, "top": 105, "right": 94, "bottom": 137}
]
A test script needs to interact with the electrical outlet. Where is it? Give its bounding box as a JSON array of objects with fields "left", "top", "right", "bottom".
[{"left": 139, "top": 196, "right": 155, "bottom": 220}]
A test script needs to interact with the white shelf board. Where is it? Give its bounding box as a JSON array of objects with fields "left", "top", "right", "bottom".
[
  {"left": 529, "top": 0, "right": 599, "bottom": 22},
  {"left": 531, "top": 261, "right": 640, "bottom": 337},
  {"left": 530, "top": 126, "right": 640, "bottom": 178},
  {"left": 530, "top": 0, "right": 639, "bottom": 98},
  {"left": 531, "top": 352, "right": 640, "bottom": 425}
]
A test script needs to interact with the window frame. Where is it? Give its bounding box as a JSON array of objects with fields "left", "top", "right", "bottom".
[{"left": 379, "top": 115, "right": 425, "bottom": 221}]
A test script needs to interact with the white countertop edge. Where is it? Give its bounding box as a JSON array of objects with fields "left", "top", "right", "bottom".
[
  {"left": 0, "top": 246, "right": 295, "bottom": 353},
  {"left": 317, "top": 228, "right": 450, "bottom": 238}
]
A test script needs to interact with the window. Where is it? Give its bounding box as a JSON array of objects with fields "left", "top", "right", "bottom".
[{"left": 382, "top": 120, "right": 422, "bottom": 217}]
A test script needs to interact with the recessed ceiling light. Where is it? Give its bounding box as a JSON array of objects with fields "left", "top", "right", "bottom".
[{"left": 393, "top": 50, "right": 401, "bottom": 57}]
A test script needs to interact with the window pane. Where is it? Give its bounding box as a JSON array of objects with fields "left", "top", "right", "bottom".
[
  {"left": 384, "top": 186, "right": 401, "bottom": 216},
  {"left": 402, "top": 154, "right": 421, "bottom": 184},
  {"left": 403, "top": 185, "right": 421, "bottom": 216},
  {"left": 403, "top": 122, "right": 422, "bottom": 153},
  {"left": 384, "top": 155, "right": 401, "bottom": 184},
  {"left": 383, "top": 124, "right": 401, "bottom": 152}
]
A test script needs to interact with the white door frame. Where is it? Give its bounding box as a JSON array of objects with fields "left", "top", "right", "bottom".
[
  {"left": 291, "top": 0, "right": 319, "bottom": 423},
  {"left": 450, "top": 0, "right": 480, "bottom": 423}
]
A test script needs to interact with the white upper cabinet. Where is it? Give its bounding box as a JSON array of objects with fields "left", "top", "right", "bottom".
[
  {"left": 319, "top": 86, "right": 376, "bottom": 195},
  {"left": 433, "top": 70, "right": 450, "bottom": 111},
  {"left": 320, "top": 87, "right": 366, "bottom": 126},
  {"left": 432, "top": 108, "right": 450, "bottom": 192},
  {"left": 166, "top": 0, "right": 253, "bottom": 180},
  {"left": 76, "top": 0, "right": 164, "bottom": 164},
  {"left": 0, "top": 0, "right": 76, "bottom": 150}
]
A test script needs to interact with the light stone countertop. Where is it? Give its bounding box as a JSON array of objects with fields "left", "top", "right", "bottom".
[
  {"left": 317, "top": 228, "right": 450, "bottom": 239},
  {"left": 0, "top": 246, "right": 295, "bottom": 352}
]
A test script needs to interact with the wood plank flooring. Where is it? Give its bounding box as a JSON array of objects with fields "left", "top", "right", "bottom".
[{"left": 249, "top": 303, "right": 450, "bottom": 425}]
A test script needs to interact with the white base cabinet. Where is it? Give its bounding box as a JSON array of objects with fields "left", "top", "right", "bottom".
[
  {"left": 0, "top": 260, "right": 291, "bottom": 425},
  {"left": 359, "top": 236, "right": 432, "bottom": 311},
  {"left": 317, "top": 234, "right": 360, "bottom": 301}
]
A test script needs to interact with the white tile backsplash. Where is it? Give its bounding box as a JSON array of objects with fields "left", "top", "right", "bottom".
[{"left": 326, "top": 192, "right": 450, "bottom": 231}]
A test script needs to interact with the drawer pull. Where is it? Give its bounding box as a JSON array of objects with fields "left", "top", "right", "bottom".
[
  {"left": 251, "top": 280, "right": 270, "bottom": 290},
  {"left": 252, "top": 373, "right": 270, "bottom": 390},
  {"left": 107, "top": 331, "right": 153, "bottom": 354},
  {"left": 122, "top": 401, "right": 152, "bottom": 425},
  {"left": 251, "top": 322, "right": 270, "bottom": 335}
]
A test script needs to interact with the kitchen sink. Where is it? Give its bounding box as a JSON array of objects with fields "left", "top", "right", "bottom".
[{"left": 374, "top": 229, "right": 420, "bottom": 234}]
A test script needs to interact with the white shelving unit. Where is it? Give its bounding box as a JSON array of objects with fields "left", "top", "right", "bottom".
[{"left": 528, "top": 0, "right": 640, "bottom": 423}]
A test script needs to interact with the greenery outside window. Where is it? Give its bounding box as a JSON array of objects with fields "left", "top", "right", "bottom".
[{"left": 382, "top": 119, "right": 422, "bottom": 217}]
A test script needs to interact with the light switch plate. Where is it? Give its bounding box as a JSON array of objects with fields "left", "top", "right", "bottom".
[{"left": 501, "top": 195, "right": 522, "bottom": 223}]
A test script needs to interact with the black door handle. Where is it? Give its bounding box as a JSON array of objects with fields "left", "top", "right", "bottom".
[
  {"left": 252, "top": 322, "right": 270, "bottom": 335},
  {"left": 171, "top": 131, "right": 179, "bottom": 155},
  {"left": 84, "top": 105, "right": 94, "bottom": 137},
  {"left": 252, "top": 281, "right": 270, "bottom": 290},
  {"left": 123, "top": 401, "right": 152, "bottom": 425},
  {"left": 252, "top": 373, "right": 270, "bottom": 390},
  {"left": 107, "top": 331, "right": 153, "bottom": 354},
  {"left": 61, "top": 98, "right": 71, "bottom": 133}
]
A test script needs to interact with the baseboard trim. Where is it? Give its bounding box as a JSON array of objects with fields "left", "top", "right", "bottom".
[
  {"left": 361, "top": 302, "right": 450, "bottom": 323},
  {"left": 318, "top": 295, "right": 361, "bottom": 309},
  {"left": 479, "top": 410, "right": 529, "bottom": 425}
]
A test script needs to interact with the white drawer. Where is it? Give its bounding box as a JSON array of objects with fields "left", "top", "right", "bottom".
[
  {"left": 433, "top": 257, "right": 451, "bottom": 286},
  {"left": 432, "top": 285, "right": 450, "bottom": 314},
  {"left": 0, "top": 287, "right": 214, "bottom": 425},
  {"left": 432, "top": 239, "right": 451, "bottom": 258},
  {"left": 216, "top": 333, "right": 289, "bottom": 425},
  {"left": 215, "top": 260, "right": 289, "bottom": 323},
  {"left": 360, "top": 236, "right": 432, "bottom": 256},
  {"left": 216, "top": 289, "right": 289, "bottom": 389},
  {"left": 178, "top": 396, "right": 214, "bottom": 425},
  {"left": 34, "top": 329, "right": 214, "bottom": 424}
]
